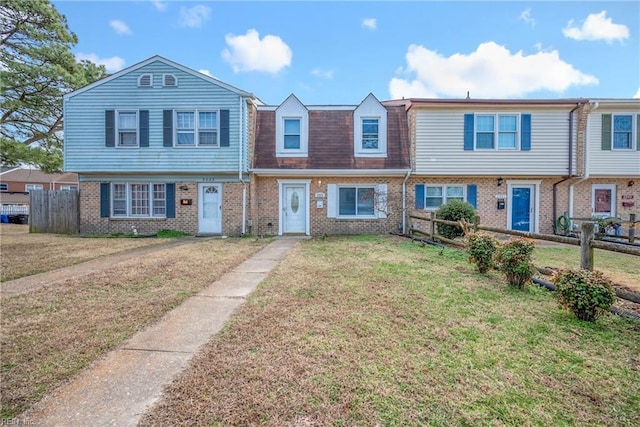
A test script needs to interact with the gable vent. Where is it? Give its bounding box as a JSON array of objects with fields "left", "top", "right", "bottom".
[
  {"left": 163, "top": 74, "right": 177, "bottom": 87},
  {"left": 138, "top": 73, "right": 152, "bottom": 87}
]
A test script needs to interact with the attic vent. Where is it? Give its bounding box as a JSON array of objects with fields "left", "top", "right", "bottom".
[
  {"left": 163, "top": 74, "right": 177, "bottom": 87},
  {"left": 138, "top": 74, "right": 152, "bottom": 87}
]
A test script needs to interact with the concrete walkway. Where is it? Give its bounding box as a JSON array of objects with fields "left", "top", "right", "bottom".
[{"left": 24, "top": 237, "right": 302, "bottom": 426}]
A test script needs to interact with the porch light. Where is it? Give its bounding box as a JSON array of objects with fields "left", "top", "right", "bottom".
[{"left": 497, "top": 177, "right": 504, "bottom": 187}]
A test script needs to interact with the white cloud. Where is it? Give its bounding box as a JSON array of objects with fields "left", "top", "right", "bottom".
[
  {"left": 75, "top": 53, "right": 125, "bottom": 73},
  {"left": 362, "top": 18, "right": 377, "bottom": 30},
  {"left": 222, "top": 29, "right": 292, "bottom": 74},
  {"left": 311, "top": 68, "right": 334, "bottom": 79},
  {"left": 178, "top": 5, "right": 211, "bottom": 28},
  {"left": 563, "top": 11, "right": 629, "bottom": 43},
  {"left": 198, "top": 69, "right": 217, "bottom": 79},
  {"left": 634, "top": 88, "right": 640, "bottom": 99},
  {"left": 519, "top": 8, "right": 535, "bottom": 28},
  {"left": 109, "top": 19, "right": 132, "bottom": 35},
  {"left": 389, "top": 42, "right": 598, "bottom": 99},
  {"left": 151, "top": 0, "right": 166, "bottom": 12}
]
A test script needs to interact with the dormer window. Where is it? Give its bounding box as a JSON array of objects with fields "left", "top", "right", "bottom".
[
  {"left": 275, "top": 94, "right": 308, "bottom": 157},
  {"left": 354, "top": 94, "right": 387, "bottom": 157},
  {"left": 137, "top": 73, "right": 152, "bottom": 87},
  {"left": 163, "top": 74, "right": 177, "bottom": 87}
]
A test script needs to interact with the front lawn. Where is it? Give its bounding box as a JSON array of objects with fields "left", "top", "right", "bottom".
[{"left": 141, "top": 236, "right": 640, "bottom": 426}]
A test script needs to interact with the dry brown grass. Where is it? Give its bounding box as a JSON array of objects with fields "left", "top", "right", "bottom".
[
  {"left": 0, "top": 236, "right": 269, "bottom": 418},
  {"left": 0, "top": 224, "right": 175, "bottom": 282},
  {"left": 140, "top": 236, "right": 640, "bottom": 426}
]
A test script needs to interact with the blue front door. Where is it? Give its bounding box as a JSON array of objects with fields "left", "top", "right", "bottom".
[{"left": 511, "top": 187, "right": 532, "bottom": 232}]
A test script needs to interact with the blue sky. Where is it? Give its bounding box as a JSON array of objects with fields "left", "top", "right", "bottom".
[{"left": 54, "top": 1, "right": 640, "bottom": 105}]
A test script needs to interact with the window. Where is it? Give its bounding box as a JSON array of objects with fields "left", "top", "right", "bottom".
[
  {"left": 60, "top": 185, "right": 77, "bottom": 191},
  {"left": 117, "top": 111, "right": 138, "bottom": 147},
  {"left": 175, "top": 110, "right": 218, "bottom": 147},
  {"left": 361, "top": 118, "right": 379, "bottom": 149},
  {"left": 338, "top": 186, "right": 376, "bottom": 217},
  {"left": 613, "top": 114, "right": 633, "bottom": 149},
  {"left": 0, "top": 183, "right": 7, "bottom": 192},
  {"left": 283, "top": 118, "right": 301, "bottom": 149},
  {"left": 25, "top": 184, "right": 43, "bottom": 192},
  {"left": 163, "top": 74, "right": 177, "bottom": 87},
  {"left": 111, "top": 183, "right": 166, "bottom": 218},
  {"left": 476, "top": 114, "right": 518, "bottom": 149},
  {"left": 137, "top": 74, "right": 152, "bottom": 87},
  {"left": 424, "top": 185, "right": 465, "bottom": 209}
]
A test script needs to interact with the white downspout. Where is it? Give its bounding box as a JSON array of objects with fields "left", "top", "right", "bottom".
[
  {"left": 239, "top": 97, "right": 246, "bottom": 235},
  {"left": 402, "top": 168, "right": 411, "bottom": 234},
  {"left": 569, "top": 101, "right": 597, "bottom": 218}
]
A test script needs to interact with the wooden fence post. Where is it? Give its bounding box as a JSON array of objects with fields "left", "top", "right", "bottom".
[
  {"left": 580, "top": 222, "right": 595, "bottom": 270},
  {"left": 629, "top": 213, "right": 636, "bottom": 244},
  {"left": 430, "top": 211, "right": 436, "bottom": 239}
]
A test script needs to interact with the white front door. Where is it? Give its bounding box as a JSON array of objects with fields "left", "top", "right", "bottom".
[
  {"left": 198, "top": 183, "right": 221, "bottom": 234},
  {"left": 283, "top": 185, "right": 306, "bottom": 234}
]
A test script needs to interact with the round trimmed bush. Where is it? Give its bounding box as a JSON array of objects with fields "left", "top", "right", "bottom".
[
  {"left": 436, "top": 200, "right": 476, "bottom": 239},
  {"left": 467, "top": 233, "right": 498, "bottom": 273},
  {"left": 553, "top": 269, "right": 616, "bottom": 322},
  {"left": 495, "top": 238, "right": 535, "bottom": 289}
]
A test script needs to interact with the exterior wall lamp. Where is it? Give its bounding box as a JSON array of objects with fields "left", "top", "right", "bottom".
[
  {"left": 179, "top": 184, "right": 189, "bottom": 191},
  {"left": 497, "top": 177, "right": 504, "bottom": 187}
]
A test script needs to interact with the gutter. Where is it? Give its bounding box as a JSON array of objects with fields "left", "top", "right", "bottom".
[
  {"left": 552, "top": 102, "right": 582, "bottom": 233},
  {"left": 239, "top": 97, "right": 246, "bottom": 235},
  {"left": 402, "top": 168, "right": 412, "bottom": 234}
]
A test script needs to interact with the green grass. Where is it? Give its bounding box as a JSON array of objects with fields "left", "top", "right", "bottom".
[{"left": 140, "top": 236, "right": 640, "bottom": 426}]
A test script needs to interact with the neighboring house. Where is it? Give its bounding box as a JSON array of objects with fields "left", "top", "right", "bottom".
[
  {"left": 0, "top": 167, "right": 78, "bottom": 210},
  {"left": 250, "top": 93, "right": 411, "bottom": 236},
  {"left": 396, "top": 98, "right": 587, "bottom": 234},
  {"left": 568, "top": 99, "right": 640, "bottom": 228},
  {"left": 63, "top": 55, "right": 259, "bottom": 236}
]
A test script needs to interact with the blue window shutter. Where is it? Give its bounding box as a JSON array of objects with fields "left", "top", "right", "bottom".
[
  {"left": 464, "top": 113, "right": 474, "bottom": 150},
  {"left": 601, "top": 114, "right": 611, "bottom": 150},
  {"left": 220, "top": 109, "right": 230, "bottom": 147},
  {"left": 139, "top": 110, "right": 149, "bottom": 147},
  {"left": 415, "top": 184, "right": 425, "bottom": 209},
  {"left": 166, "top": 183, "right": 175, "bottom": 218},
  {"left": 105, "top": 110, "right": 115, "bottom": 147},
  {"left": 100, "top": 183, "right": 110, "bottom": 217},
  {"left": 521, "top": 114, "right": 531, "bottom": 151},
  {"left": 466, "top": 184, "right": 477, "bottom": 208},
  {"left": 163, "top": 110, "right": 173, "bottom": 147}
]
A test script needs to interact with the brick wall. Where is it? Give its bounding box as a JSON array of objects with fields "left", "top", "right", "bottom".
[
  {"left": 251, "top": 176, "right": 405, "bottom": 236},
  {"left": 570, "top": 178, "right": 640, "bottom": 223},
  {"left": 79, "top": 181, "right": 247, "bottom": 236}
]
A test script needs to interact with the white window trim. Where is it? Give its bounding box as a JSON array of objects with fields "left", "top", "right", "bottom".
[
  {"left": 60, "top": 185, "right": 77, "bottom": 191},
  {"left": 111, "top": 182, "right": 166, "bottom": 218},
  {"left": 277, "top": 179, "right": 310, "bottom": 235},
  {"left": 0, "top": 183, "right": 7, "bottom": 192},
  {"left": 331, "top": 184, "right": 385, "bottom": 219},
  {"left": 276, "top": 116, "right": 308, "bottom": 157},
  {"left": 354, "top": 115, "right": 387, "bottom": 157},
  {"left": 591, "top": 184, "right": 616, "bottom": 218},
  {"left": 282, "top": 117, "right": 303, "bottom": 151},
  {"left": 611, "top": 113, "right": 637, "bottom": 151},
  {"left": 116, "top": 109, "right": 140, "bottom": 148},
  {"left": 475, "top": 113, "right": 520, "bottom": 151},
  {"left": 163, "top": 73, "right": 177, "bottom": 87},
  {"left": 423, "top": 184, "right": 467, "bottom": 211},
  {"left": 137, "top": 73, "right": 152, "bottom": 87},
  {"left": 25, "top": 184, "right": 43, "bottom": 192},
  {"left": 173, "top": 109, "right": 220, "bottom": 148},
  {"left": 506, "top": 180, "right": 540, "bottom": 233}
]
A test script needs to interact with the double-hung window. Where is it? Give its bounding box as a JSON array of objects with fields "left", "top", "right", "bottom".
[
  {"left": 338, "top": 186, "right": 376, "bottom": 217},
  {"left": 361, "top": 118, "right": 379, "bottom": 150},
  {"left": 283, "top": 118, "right": 301, "bottom": 149},
  {"left": 111, "top": 183, "right": 166, "bottom": 218},
  {"left": 475, "top": 114, "right": 518, "bottom": 150},
  {"left": 175, "top": 110, "right": 218, "bottom": 146},
  {"left": 117, "top": 111, "right": 138, "bottom": 147},
  {"left": 25, "top": 184, "right": 43, "bottom": 192},
  {"left": 613, "top": 114, "right": 633, "bottom": 149},
  {"left": 425, "top": 185, "right": 465, "bottom": 209}
]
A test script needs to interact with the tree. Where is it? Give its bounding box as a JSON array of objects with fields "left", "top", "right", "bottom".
[{"left": 0, "top": 0, "right": 106, "bottom": 172}]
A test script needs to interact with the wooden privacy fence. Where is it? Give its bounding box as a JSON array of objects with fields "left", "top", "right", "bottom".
[
  {"left": 29, "top": 190, "right": 79, "bottom": 234},
  {"left": 409, "top": 212, "right": 640, "bottom": 267}
]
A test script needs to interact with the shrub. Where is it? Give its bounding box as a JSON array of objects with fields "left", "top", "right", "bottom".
[
  {"left": 467, "top": 233, "right": 499, "bottom": 273},
  {"left": 495, "top": 238, "right": 535, "bottom": 289},
  {"left": 436, "top": 200, "right": 476, "bottom": 240},
  {"left": 553, "top": 269, "right": 616, "bottom": 322}
]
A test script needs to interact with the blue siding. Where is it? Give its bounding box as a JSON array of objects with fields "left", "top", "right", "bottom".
[{"left": 64, "top": 60, "right": 248, "bottom": 174}]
